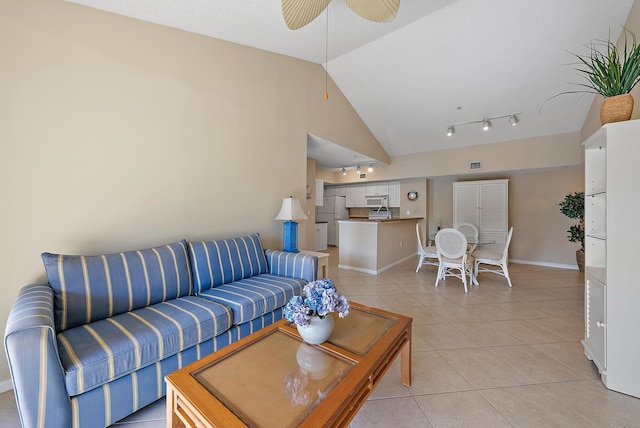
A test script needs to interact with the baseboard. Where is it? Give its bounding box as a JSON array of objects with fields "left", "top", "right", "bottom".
[
  {"left": 338, "top": 254, "right": 415, "bottom": 275},
  {"left": 509, "top": 259, "right": 579, "bottom": 270},
  {"left": 337, "top": 265, "right": 377, "bottom": 275},
  {"left": 376, "top": 254, "right": 416, "bottom": 274},
  {"left": 0, "top": 379, "right": 13, "bottom": 394}
]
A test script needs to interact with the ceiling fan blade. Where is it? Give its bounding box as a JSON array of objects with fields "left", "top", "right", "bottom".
[
  {"left": 281, "top": 0, "right": 331, "bottom": 30},
  {"left": 344, "top": 0, "right": 400, "bottom": 23}
]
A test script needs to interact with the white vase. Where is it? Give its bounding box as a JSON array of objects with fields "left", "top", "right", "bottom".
[{"left": 296, "top": 314, "right": 334, "bottom": 345}]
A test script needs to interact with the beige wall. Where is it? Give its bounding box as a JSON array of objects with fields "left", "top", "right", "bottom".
[
  {"left": 427, "top": 168, "right": 585, "bottom": 267},
  {"left": 0, "top": 1, "right": 385, "bottom": 383},
  {"left": 325, "top": 132, "right": 583, "bottom": 183}
]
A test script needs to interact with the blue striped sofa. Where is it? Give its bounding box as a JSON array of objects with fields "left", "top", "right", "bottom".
[{"left": 4, "top": 233, "right": 317, "bottom": 428}]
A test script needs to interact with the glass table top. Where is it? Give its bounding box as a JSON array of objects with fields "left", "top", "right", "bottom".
[
  {"left": 191, "top": 305, "right": 400, "bottom": 427},
  {"left": 194, "top": 331, "right": 353, "bottom": 428},
  {"left": 326, "top": 306, "right": 396, "bottom": 356}
]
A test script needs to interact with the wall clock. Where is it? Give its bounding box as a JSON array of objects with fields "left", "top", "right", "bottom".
[{"left": 407, "top": 191, "right": 418, "bottom": 201}]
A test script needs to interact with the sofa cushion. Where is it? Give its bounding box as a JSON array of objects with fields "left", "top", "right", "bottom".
[
  {"left": 197, "top": 273, "right": 305, "bottom": 325},
  {"left": 188, "top": 234, "right": 268, "bottom": 294},
  {"left": 43, "top": 240, "right": 193, "bottom": 332},
  {"left": 57, "top": 296, "right": 232, "bottom": 396}
]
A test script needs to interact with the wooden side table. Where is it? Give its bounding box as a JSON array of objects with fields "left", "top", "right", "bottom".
[{"left": 300, "top": 250, "right": 329, "bottom": 279}]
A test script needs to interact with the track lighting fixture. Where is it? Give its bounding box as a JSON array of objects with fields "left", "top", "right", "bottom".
[
  {"left": 339, "top": 162, "right": 378, "bottom": 174},
  {"left": 446, "top": 112, "right": 520, "bottom": 137}
]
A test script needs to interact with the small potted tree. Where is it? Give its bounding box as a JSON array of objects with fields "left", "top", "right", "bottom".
[{"left": 559, "top": 192, "right": 585, "bottom": 272}]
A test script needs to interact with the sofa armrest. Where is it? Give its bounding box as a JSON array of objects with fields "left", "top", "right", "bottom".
[
  {"left": 4, "top": 284, "right": 71, "bottom": 428},
  {"left": 265, "top": 250, "right": 318, "bottom": 283}
]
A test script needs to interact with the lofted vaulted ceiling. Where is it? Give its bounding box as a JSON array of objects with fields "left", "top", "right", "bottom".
[{"left": 67, "top": 0, "right": 635, "bottom": 169}]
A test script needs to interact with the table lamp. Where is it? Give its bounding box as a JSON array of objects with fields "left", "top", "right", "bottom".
[{"left": 275, "top": 196, "right": 308, "bottom": 253}]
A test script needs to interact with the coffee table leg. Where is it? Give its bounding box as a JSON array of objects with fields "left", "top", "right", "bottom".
[
  {"left": 401, "top": 325, "right": 412, "bottom": 386},
  {"left": 166, "top": 384, "right": 183, "bottom": 428}
]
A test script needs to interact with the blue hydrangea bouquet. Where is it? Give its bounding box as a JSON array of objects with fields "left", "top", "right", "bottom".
[{"left": 284, "top": 279, "right": 349, "bottom": 327}]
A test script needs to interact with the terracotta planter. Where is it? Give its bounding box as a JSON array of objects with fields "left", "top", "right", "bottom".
[{"left": 600, "top": 94, "right": 634, "bottom": 125}]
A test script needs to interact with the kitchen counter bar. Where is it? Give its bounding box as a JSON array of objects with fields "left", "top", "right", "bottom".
[{"left": 338, "top": 218, "right": 423, "bottom": 274}]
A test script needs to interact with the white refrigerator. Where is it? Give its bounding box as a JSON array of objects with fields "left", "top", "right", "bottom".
[{"left": 316, "top": 196, "right": 349, "bottom": 247}]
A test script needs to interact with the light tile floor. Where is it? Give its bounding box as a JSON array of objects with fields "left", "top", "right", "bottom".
[{"left": 2, "top": 247, "right": 640, "bottom": 427}]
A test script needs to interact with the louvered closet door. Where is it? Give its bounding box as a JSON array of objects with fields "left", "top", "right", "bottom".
[
  {"left": 453, "top": 180, "right": 508, "bottom": 252},
  {"left": 478, "top": 181, "right": 508, "bottom": 250},
  {"left": 453, "top": 184, "right": 479, "bottom": 226},
  {"left": 479, "top": 182, "right": 507, "bottom": 231}
]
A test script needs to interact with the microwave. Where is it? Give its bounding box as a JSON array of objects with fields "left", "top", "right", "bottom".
[{"left": 365, "top": 195, "right": 388, "bottom": 208}]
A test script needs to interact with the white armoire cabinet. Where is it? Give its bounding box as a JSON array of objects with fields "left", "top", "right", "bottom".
[
  {"left": 582, "top": 119, "right": 640, "bottom": 398},
  {"left": 453, "top": 179, "right": 508, "bottom": 251}
]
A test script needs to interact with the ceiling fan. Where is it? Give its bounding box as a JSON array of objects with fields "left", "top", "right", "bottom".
[{"left": 282, "top": 0, "right": 400, "bottom": 30}]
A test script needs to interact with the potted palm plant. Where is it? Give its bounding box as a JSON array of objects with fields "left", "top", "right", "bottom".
[
  {"left": 570, "top": 27, "right": 640, "bottom": 124},
  {"left": 559, "top": 192, "right": 585, "bottom": 272}
]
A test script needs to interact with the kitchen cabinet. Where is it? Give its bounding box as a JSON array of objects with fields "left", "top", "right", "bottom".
[
  {"left": 338, "top": 180, "right": 399, "bottom": 208},
  {"left": 315, "top": 222, "right": 328, "bottom": 251},
  {"left": 582, "top": 119, "right": 640, "bottom": 399},
  {"left": 388, "top": 181, "right": 400, "bottom": 207},
  {"left": 325, "top": 185, "right": 346, "bottom": 197},
  {"left": 365, "top": 182, "right": 389, "bottom": 197},
  {"left": 346, "top": 183, "right": 366, "bottom": 208},
  {"left": 315, "top": 179, "right": 324, "bottom": 206},
  {"left": 453, "top": 179, "right": 508, "bottom": 252}
]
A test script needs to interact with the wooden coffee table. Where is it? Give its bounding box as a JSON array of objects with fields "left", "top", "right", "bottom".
[{"left": 165, "top": 302, "right": 412, "bottom": 427}]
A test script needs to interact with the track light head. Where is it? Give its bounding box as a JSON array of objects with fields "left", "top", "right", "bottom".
[
  {"left": 356, "top": 165, "right": 361, "bottom": 173},
  {"left": 482, "top": 120, "right": 491, "bottom": 131},
  {"left": 342, "top": 167, "right": 346, "bottom": 175},
  {"left": 509, "top": 115, "right": 518, "bottom": 126},
  {"left": 368, "top": 164, "right": 374, "bottom": 173},
  {"left": 447, "top": 126, "right": 454, "bottom": 137}
]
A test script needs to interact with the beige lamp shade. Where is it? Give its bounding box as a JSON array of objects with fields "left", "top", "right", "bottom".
[{"left": 275, "top": 197, "right": 308, "bottom": 221}]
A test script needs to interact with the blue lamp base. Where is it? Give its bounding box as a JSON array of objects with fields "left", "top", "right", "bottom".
[{"left": 282, "top": 220, "right": 300, "bottom": 253}]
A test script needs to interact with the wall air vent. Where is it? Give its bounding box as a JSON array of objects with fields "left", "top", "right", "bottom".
[
  {"left": 469, "top": 161, "right": 483, "bottom": 171},
  {"left": 359, "top": 173, "right": 367, "bottom": 179}
]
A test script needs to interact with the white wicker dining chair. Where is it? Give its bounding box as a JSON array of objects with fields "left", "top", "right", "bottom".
[
  {"left": 473, "top": 226, "right": 514, "bottom": 287},
  {"left": 416, "top": 223, "right": 438, "bottom": 272},
  {"left": 435, "top": 228, "right": 478, "bottom": 293},
  {"left": 457, "top": 223, "right": 479, "bottom": 252}
]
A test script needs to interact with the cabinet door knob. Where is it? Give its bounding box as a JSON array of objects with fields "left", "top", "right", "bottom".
[{"left": 596, "top": 321, "right": 606, "bottom": 328}]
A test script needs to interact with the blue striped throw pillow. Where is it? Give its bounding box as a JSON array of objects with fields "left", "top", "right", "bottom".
[
  {"left": 188, "top": 233, "right": 269, "bottom": 293},
  {"left": 42, "top": 240, "right": 193, "bottom": 332}
]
